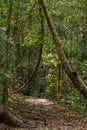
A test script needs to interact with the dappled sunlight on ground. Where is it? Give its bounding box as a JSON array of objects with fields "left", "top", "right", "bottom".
[
  {"left": 0, "top": 94, "right": 87, "bottom": 129},
  {"left": 25, "top": 97, "right": 54, "bottom": 106}
]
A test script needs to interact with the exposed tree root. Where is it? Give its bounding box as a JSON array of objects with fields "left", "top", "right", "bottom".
[{"left": 0, "top": 107, "right": 37, "bottom": 129}]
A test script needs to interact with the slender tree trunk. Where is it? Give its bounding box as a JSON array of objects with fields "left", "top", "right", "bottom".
[
  {"left": 0, "top": 1, "right": 37, "bottom": 128},
  {"left": 40, "top": 0, "right": 87, "bottom": 99},
  {"left": 2, "top": 0, "right": 13, "bottom": 108},
  {"left": 57, "top": 61, "right": 63, "bottom": 99},
  {"left": 16, "top": 2, "right": 44, "bottom": 94},
  {"left": 17, "top": 43, "right": 43, "bottom": 94}
]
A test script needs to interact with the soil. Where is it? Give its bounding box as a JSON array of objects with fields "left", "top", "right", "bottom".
[{"left": 0, "top": 93, "right": 87, "bottom": 130}]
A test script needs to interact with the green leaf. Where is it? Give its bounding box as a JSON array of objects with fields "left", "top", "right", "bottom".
[{"left": 3, "top": 0, "right": 8, "bottom": 4}]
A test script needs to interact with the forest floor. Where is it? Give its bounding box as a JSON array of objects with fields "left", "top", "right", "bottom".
[{"left": 0, "top": 93, "right": 87, "bottom": 130}]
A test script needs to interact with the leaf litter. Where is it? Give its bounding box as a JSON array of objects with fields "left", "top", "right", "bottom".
[{"left": 0, "top": 93, "right": 87, "bottom": 130}]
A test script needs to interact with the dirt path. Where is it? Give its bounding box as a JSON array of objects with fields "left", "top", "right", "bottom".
[{"left": 0, "top": 94, "right": 87, "bottom": 130}]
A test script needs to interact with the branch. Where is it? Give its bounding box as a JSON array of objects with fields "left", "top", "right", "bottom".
[
  {"left": 22, "top": 0, "right": 37, "bottom": 30},
  {"left": 15, "top": 1, "right": 44, "bottom": 93},
  {"left": 39, "top": 0, "right": 87, "bottom": 99},
  {"left": 6, "top": 0, "right": 13, "bottom": 37},
  {"left": 15, "top": 44, "right": 43, "bottom": 93}
]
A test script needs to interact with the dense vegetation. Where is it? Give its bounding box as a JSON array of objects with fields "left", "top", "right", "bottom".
[{"left": 0, "top": 0, "right": 87, "bottom": 120}]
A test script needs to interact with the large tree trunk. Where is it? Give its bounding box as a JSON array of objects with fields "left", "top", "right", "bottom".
[
  {"left": 40, "top": 0, "right": 87, "bottom": 99},
  {"left": 0, "top": 106, "right": 37, "bottom": 128}
]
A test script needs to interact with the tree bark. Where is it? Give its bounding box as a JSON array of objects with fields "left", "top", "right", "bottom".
[
  {"left": 0, "top": 1, "right": 38, "bottom": 128},
  {"left": 16, "top": 43, "right": 43, "bottom": 94},
  {"left": 0, "top": 106, "right": 37, "bottom": 128},
  {"left": 16, "top": 2, "right": 44, "bottom": 94},
  {"left": 40, "top": 0, "right": 87, "bottom": 99}
]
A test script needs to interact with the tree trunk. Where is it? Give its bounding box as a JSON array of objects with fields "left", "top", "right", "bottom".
[
  {"left": 0, "top": 106, "right": 37, "bottom": 128},
  {"left": 40, "top": 0, "right": 87, "bottom": 100},
  {"left": 16, "top": 42, "right": 43, "bottom": 94},
  {"left": 0, "top": 1, "right": 38, "bottom": 128},
  {"left": 16, "top": 2, "right": 44, "bottom": 94}
]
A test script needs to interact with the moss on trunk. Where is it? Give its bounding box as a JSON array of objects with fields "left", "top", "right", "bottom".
[{"left": 0, "top": 106, "right": 37, "bottom": 129}]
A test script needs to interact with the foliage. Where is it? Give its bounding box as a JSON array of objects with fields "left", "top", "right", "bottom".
[{"left": 0, "top": 0, "right": 87, "bottom": 114}]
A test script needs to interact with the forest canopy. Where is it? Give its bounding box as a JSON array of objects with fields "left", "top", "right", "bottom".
[{"left": 0, "top": 1, "right": 87, "bottom": 128}]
